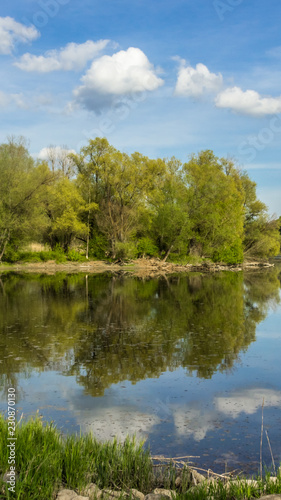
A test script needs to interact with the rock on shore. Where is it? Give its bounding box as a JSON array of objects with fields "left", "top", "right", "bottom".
[{"left": 55, "top": 469, "right": 281, "bottom": 500}]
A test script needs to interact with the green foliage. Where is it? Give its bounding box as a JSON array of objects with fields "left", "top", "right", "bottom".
[
  {"left": 1, "top": 246, "right": 21, "bottom": 263},
  {"left": 2, "top": 248, "right": 47, "bottom": 263},
  {"left": 243, "top": 215, "right": 280, "bottom": 259},
  {"left": 38, "top": 250, "right": 52, "bottom": 262},
  {"left": 2, "top": 247, "right": 92, "bottom": 263},
  {"left": 67, "top": 249, "right": 85, "bottom": 262},
  {"left": 183, "top": 151, "right": 244, "bottom": 259},
  {"left": 88, "top": 233, "right": 109, "bottom": 259},
  {"left": 72, "top": 138, "right": 165, "bottom": 257},
  {"left": 19, "top": 252, "right": 42, "bottom": 263},
  {"left": 146, "top": 157, "right": 190, "bottom": 258},
  {"left": 0, "top": 136, "right": 277, "bottom": 262},
  {"left": 0, "top": 137, "right": 52, "bottom": 261},
  {"left": 2, "top": 248, "right": 51, "bottom": 263},
  {"left": 42, "top": 177, "right": 87, "bottom": 252},
  {"left": 212, "top": 240, "right": 244, "bottom": 264},
  {"left": 115, "top": 241, "right": 138, "bottom": 260},
  {"left": 137, "top": 237, "right": 158, "bottom": 257},
  {"left": 239, "top": 173, "right": 280, "bottom": 258},
  {"left": 49, "top": 244, "right": 67, "bottom": 263}
]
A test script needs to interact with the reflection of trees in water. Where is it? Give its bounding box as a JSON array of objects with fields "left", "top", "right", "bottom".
[
  {"left": 0, "top": 272, "right": 85, "bottom": 391},
  {"left": 0, "top": 269, "right": 280, "bottom": 395}
]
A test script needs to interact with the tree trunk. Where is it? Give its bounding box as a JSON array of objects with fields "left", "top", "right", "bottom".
[
  {"left": 86, "top": 210, "right": 90, "bottom": 260},
  {"left": 163, "top": 244, "right": 173, "bottom": 262},
  {"left": 111, "top": 239, "right": 116, "bottom": 259},
  {"left": 0, "top": 228, "right": 7, "bottom": 246},
  {"left": 0, "top": 230, "right": 10, "bottom": 262},
  {"left": 86, "top": 188, "right": 91, "bottom": 260}
]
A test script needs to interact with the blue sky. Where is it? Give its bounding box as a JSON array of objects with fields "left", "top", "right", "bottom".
[{"left": 1, "top": 0, "right": 281, "bottom": 215}]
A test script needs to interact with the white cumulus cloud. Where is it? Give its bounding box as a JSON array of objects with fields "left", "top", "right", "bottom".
[
  {"left": 14, "top": 39, "right": 110, "bottom": 72},
  {"left": 0, "top": 16, "right": 39, "bottom": 55},
  {"left": 38, "top": 146, "right": 75, "bottom": 159},
  {"left": 174, "top": 61, "right": 223, "bottom": 98},
  {"left": 73, "top": 47, "right": 164, "bottom": 113},
  {"left": 215, "top": 86, "right": 281, "bottom": 116}
]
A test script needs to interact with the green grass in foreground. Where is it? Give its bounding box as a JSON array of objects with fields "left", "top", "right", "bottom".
[
  {"left": 0, "top": 414, "right": 281, "bottom": 499},
  {"left": 0, "top": 413, "right": 154, "bottom": 499}
]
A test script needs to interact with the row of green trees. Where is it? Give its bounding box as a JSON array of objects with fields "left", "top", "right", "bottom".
[{"left": 0, "top": 136, "right": 280, "bottom": 263}]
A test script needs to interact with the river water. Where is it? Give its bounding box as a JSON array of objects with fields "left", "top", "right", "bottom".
[{"left": 0, "top": 268, "right": 281, "bottom": 474}]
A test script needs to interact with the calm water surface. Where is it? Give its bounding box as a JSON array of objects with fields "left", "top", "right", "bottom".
[{"left": 0, "top": 268, "right": 281, "bottom": 474}]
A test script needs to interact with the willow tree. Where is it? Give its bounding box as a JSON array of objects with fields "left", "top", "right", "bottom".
[
  {"left": 0, "top": 137, "right": 52, "bottom": 261},
  {"left": 70, "top": 156, "right": 98, "bottom": 259},
  {"left": 239, "top": 172, "right": 280, "bottom": 258},
  {"left": 147, "top": 157, "right": 191, "bottom": 260},
  {"left": 42, "top": 176, "right": 88, "bottom": 252},
  {"left": 73, "top": 138, "right": 164, "bottom": 258},
  {"left": 183, "top": 150, "right": 245, "bottom": 263},
  {"left": 71, "top": 138, "right": 116, "bottom": 256}
]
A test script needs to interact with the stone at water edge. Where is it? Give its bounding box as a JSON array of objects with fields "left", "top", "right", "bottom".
[
  {"left": 267, "top": 478, "right": 279, "bottom": 485},
  {"left": 102, "top": 489, "right": 123, "bottom": 498},
  {"left": 101, "top": 495, "right": 121, "bottom": 500},
  {"left": 83, "top": 483, "right": 102, "bottom": 499},
  {"left": 152, "top": 488, "right": 177, "bottom": 499},
  {"left": 225, "top": 479, "right": 259, "bottom": 491},
  {"left": 191, "top": 470, "right": 206, "bottom": 486},
  {"left": 130, "top": 489, "right": 145, "bottom": 500},
  {"left": 145, "top": 495, "right": 170, "bottom": 500},
  {"left": 174, "top": 469, "right": 193, "bottom": 489},
  {"left": 258, "top": 495, "right": 281, "bottom": 499},
  {"left": 174, "top": 476, "right": 181, "bottom": 488},
  {"left": 56, "top": 489, "right": 89, "bottom": 500},
  {"left": 2, "top": 470, "right": 19, "bottom": 483}
]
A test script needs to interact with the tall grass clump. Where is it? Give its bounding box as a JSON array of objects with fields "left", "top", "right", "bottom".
[
  {"left": 0, "top": 414, "right": 62, "bottom": 499},
  {"left": 0, "top": 414, "right": 154, "bottom": 499},
  {"left": 62, "top": 434, "right": 153, "bottom": 492}
]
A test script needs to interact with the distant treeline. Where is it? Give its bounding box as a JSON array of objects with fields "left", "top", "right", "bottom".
[{"left": 0, "top": 136, "right": 280, "bottom": 264}]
